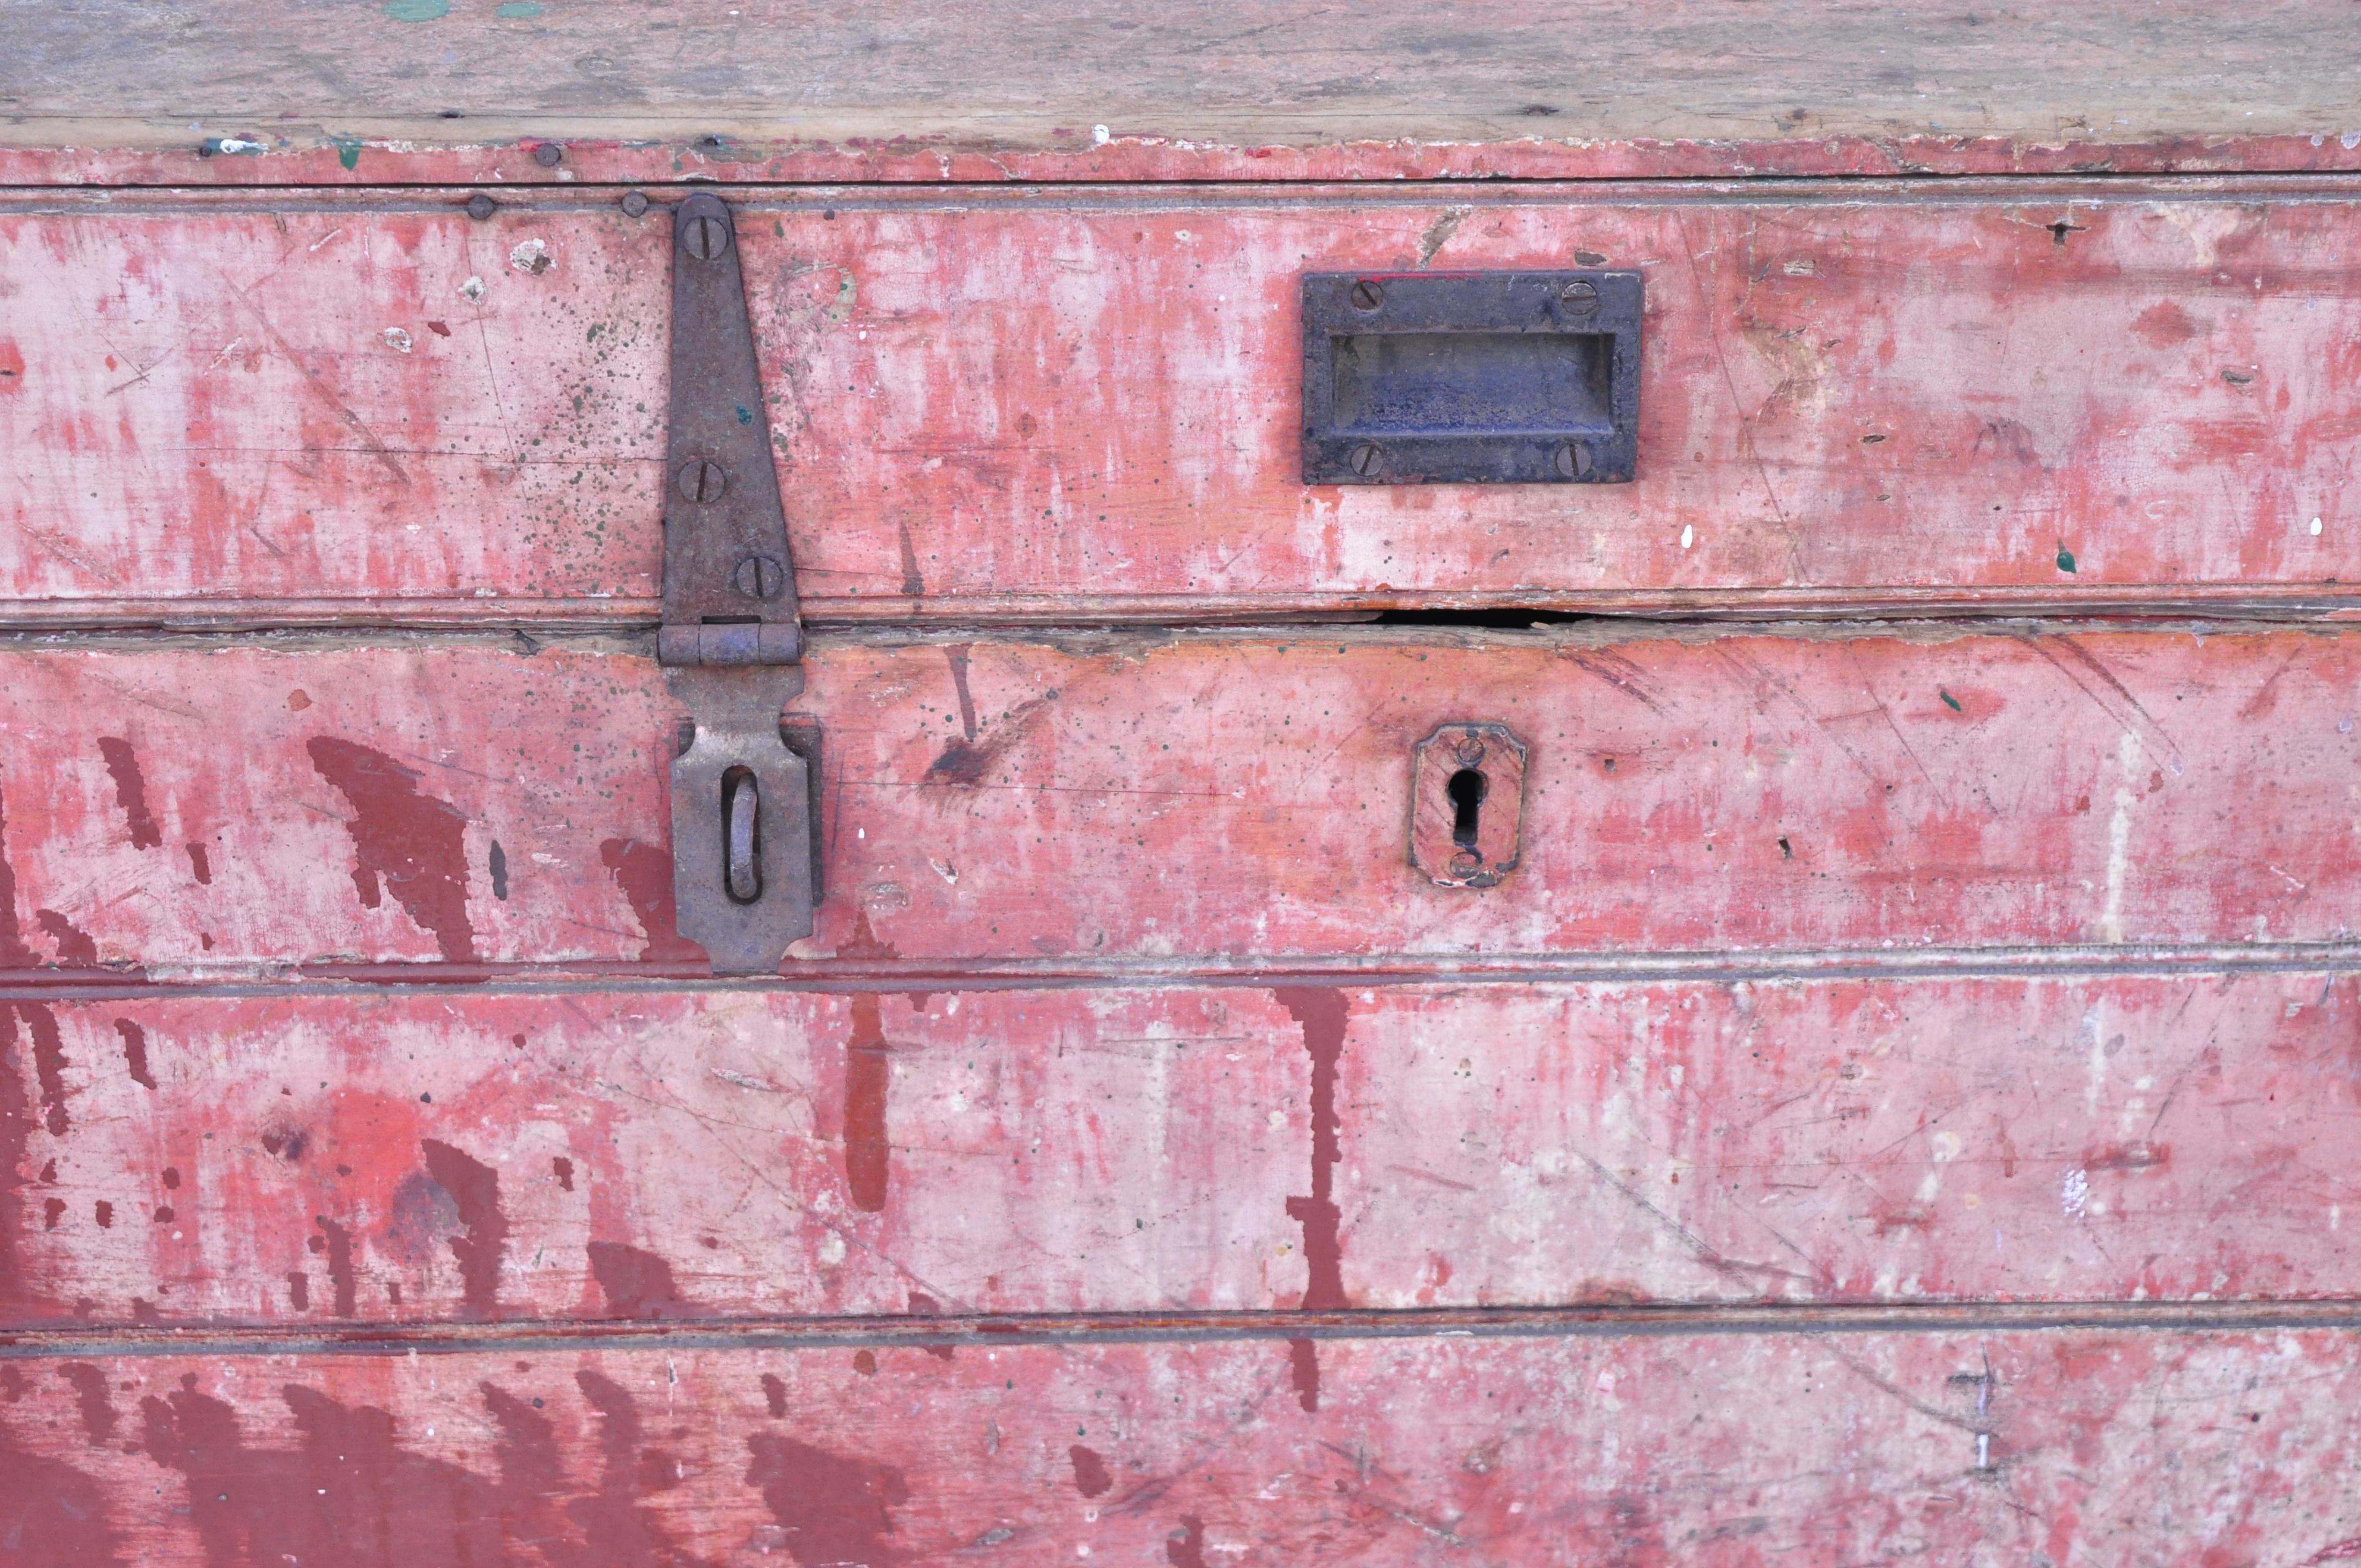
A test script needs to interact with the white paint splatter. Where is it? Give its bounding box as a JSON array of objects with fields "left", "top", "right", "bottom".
[
  {"left": 1092, "top": 124, "right": 1111, "bottom": 146},
  {"left": 2098, "top": 731, "right": 2142, "bottom": 943},
  {"left": 2344, "top": 131, "right": 2361, "bottom": 151},
  {"left": 2061, "top": 1167, "right": 2089, "bottom": 1217},
  {"left": 509, "top": 237, "right": 551, "bottom": 274},
  {"left": 2313, "top": 517, "right": 2326, "bottom": 536},
  {"left": 459, "top": 275, "right": 486, "bottom": 303},
  {"left": 817, "top": 1232, "right": 847, "bottom": 1265},
  {"left": 1680, "top": 524, "right": 1695, "bottom": 549},
  {"left": 380, "top": 327, "right": 413, "bottom": 353}
]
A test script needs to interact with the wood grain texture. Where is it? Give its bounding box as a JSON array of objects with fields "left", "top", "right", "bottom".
[
  {"left": 3, "top": 1329, "right": 2360, "bottom": 1565},
  {"left": 0, "top": 626, "right": 2355, "bottom": 974},
  {"left": 9, "top": 182, "right": 2361, "bottom": 623},
  {"left": 3, "top": 974, "right": 2359, "bottom": 1329},
  {"left": 4, "top": 1, "right": 2361, "bottom": 184}
]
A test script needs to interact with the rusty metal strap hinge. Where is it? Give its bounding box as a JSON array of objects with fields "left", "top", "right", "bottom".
[{"left": 659, "top": 192, "right": 817, "bottom": 973}]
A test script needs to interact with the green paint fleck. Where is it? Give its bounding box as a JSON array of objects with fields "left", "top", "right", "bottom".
[
  {"left": 383, "top": 0, "right": 450, "bottom": 19},
  {"left": 495, "top": 1, "right": 543, "bottom": 14},
  {"left": 736, "top": 405, "right": 754, "bottom": 426},
  {"left": 1940, "top": 689, "right": 1962, "bottom": 713},
  {"left": 334, "top": 137, "right": 362, "bottom": 171},
  {"left": 775, "top": 219, "right": 786, "bottom": 237},
  {"left": 2055, "top": 543, "right": 2077, "bottom": 573}
]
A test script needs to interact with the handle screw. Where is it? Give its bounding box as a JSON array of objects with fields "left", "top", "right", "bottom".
[
  {"left": 682, "top": 212, "right": 731, "bottom": 261},
  {"left": 532, "top": 141, "right": 564, "bottom": 168},
  {"left": 1348, "top": 279, "right": 1384, "bottom": 310},
  {"left": 1560, "top": 279, "right": 1599, "bottom": 312},
  {"left": 732, "top": 554, "right": 786, "bottom": 600},
  {"left": 678, "top": 460, "right": 728, "bottom": 504},
  {"left": 465, "top": 193, "right": 496, "bottom": 220},
  {"left": 1347, "top": 443, "right": 1381, "bottom": 476},
  {"left": 620, "top": 190, "right": 650, "bottom": 218}
]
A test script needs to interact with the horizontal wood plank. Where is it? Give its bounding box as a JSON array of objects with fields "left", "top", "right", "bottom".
[
  {"left": 0, "top": 626, "right": 2354, "bottom": 972},
  {"left": 2, "top": 975, "right": 2358, "bottom": 1328},
  {"left": 4, "top": 1, "right": 2360, "bottom": 183},
  {"left": 1, "top": 1327, "right": 2358, "bottom": 1564},
  {"left": 7, "top": 182, "right": 2361, "bottom": 621}
]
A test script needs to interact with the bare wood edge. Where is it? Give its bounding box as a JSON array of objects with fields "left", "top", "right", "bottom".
[
  {"left": 4, "top": 123, "right": 2361, "bottom": 188},
  {"left": 7, "top": 1300, "right": 2361, "bottom": 1360},
  {"left": 7, "top": 939, "right": 2361, "bottom": 1000}
]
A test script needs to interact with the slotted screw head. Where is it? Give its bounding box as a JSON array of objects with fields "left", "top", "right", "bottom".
[
  {"left": 1454, "top": 737, "right": 1487, "bottom": 766},
  {"left": 1449, "top": 850, "right": 1483, "bottom": 877},
  {"left": 532, "top": 141, "right": 564, "bottom": 167},
  {"left": 1348, "top": 279, "right": 1384, "bottom": 311},
  {"left": 1347, "top": 443, "right": 1381, "bottom": 476},
  {"left": 620, "top": 190, "right": 650, "bottom": 218},
  {"left": 1554, "top": 442, "right": 1592, "bottom": 479},
  {"left": 677, "top": 460, "right": 727, "bottom": 504},
  {"left": 465, "top": 193, "right": 496, "bottom": 220},
  {"left": 732, "top": 554, "right": 786, "bottom": 600},
  {"left": 681, "top": 211, "right": 731, "bottom": 261}
]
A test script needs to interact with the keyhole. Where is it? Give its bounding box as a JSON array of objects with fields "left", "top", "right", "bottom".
[{"left": 1447, "top": 767, "right": 1487, "bottom": 849}]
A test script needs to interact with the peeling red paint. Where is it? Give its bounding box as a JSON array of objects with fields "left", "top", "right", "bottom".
[
  {"left": 418, "top": 1139, "right": 507, "bottom": 1317},
  {"left": 96, "top": 738, "right": 162, "bottom": 850},
  {"left": 0, "top": 787, "right": 31, "bottom": 967},
  {"left": 307, "top": 738, "right": 477, "bottom": 962},
  {"left": 31, "top": 910, "right": 96, "bottom": 966},
  {"left": 596, "top": 837, "right": 705, "bottom": 963}
]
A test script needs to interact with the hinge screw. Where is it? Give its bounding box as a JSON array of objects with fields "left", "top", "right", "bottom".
[
  {"left": 1454, "top": 737, "right": 1487, "bottom": 766},
  {"left": 732, "top": 554, "right": 786, "bottom": 600},
  {"left": 620, "top": 191, "right": 650, "bottom": 219},
  {"left": 465, "top": 193, "right": 496, "bottom": 220},
  {"left": 1347, "top": 443, "right": 1381, "bottom": 476},
  {"left": 681, "top": 212, "right": 732, "bottom": 262},
  {"left": 1554, "top": 442, "right": 1592, "bottom": 479},
  {"left": 1348, "top": 279, "right": 1384, "bottom": 311},
  {"left": 1449, "top": 850, "right": 1483, "bottom": 877},
  {"left": 677, "top": 460, "right": 728, "bottom": 504},
  {"left": 1560, "top": 279, "right": 1599, "bottom": 312},
  {"left": 532, "top": 141, "right": 564, "bottom": 168}
]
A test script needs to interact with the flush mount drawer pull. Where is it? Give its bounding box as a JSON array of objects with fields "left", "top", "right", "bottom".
[
  {"left": 1302, "top": 270, "right": 1642, "bottom": 485},
  {"left": 659, "top": 192, "right": 819, "bottom": 973}
]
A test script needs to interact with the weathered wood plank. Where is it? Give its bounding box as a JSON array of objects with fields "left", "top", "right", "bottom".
[
  {"left": 4, "top": 1, "right": 2360, "bottom": 184},
  {"left": 2, "top": 975, "right": 2358, "bottom": 1329},
  {"left": 2, "top": 1327, "right": 2358, "bottom": 1565},
  {"left": 0, "top": 627, "right": 2353, "bottom": 973},
  {"left": 8, "top": 182, "right": 2361, "bottom": 622}
]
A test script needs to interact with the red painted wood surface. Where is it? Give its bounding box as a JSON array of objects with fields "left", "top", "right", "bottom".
[
  {"left": 3, "top": 1328, "right": 2360, "bottom": 1565},
  {"left": 0, "top": 627, "right": 2354, "bottom": 973},
  {"left": 1, "top": 974, "right": 2357, "bottom": 1330},
  {"left": 9, "top": 182, "right": 2361, "bottom": 624}
]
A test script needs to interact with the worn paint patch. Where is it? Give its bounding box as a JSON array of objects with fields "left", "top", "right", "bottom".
[
  {"left": 418, "top": 1140, "right": 507, "bottom": 1317},
  {"left": 32, "top": 911, "right": 96, "bottom": 966},
  {"left": 307, "top": 738, "right": 477, "bottom": 962},
  {"left": 494, "top": 1, "right": 543, "bottom": 14},
  {"left": 382, "top": 0, "right": 449, "bottom": 19},
  {"left": 0, "top": 788, "right": 33, "bottom": 966},
  {"left": 0, "top": 1424, "right": 124, "bottom": 1567},
  {"left": 745, "top": 1433, "right": 911, "bottom": 1567},
  {"left": 95, "top": 738, "right": 161, "bottom": 850},
  {"left": 57, "top": 1363, "right": 116, "bottom": 1445},
  {"left": 586, "top": 1240, "right": 701, "bottom": 1319}
]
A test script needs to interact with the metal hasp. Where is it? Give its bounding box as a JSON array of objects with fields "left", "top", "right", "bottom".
[
  {"left": 1302, "top": 270, "right": 1642, "bottom": 484},
  {"left": 659, "top": 191, "right": 817, "bottom": 973}
]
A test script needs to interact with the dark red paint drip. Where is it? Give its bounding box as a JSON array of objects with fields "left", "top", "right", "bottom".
[
  {"left": 419, "top": 1140, "right": 508, "bottom": 1317},
  {"left": 0, "top": 787, "right": 33, "bottom": 966},
  {"left": 185, "top": 841, "right": 212, "bottom": 885},
  {"left": 551, "top": 1155, "right": 575, "bottom": 1191},
  {"left": 596, "top": 837, "right": 705, "bottom": 962},
  {"left": 307, "top": 737, "right": 478, "bottom": 962},
  {"left": 586, "top": 1240, "right": 704, "bottom": 1319},
  {"left": 1069, "top": 1443, "right": 1114, "bottom": 1498},
  {"left": 745, "top": 1431, "right": 912, "bottom": 1567},
  {"left": 113, "top": 1018, "right": 154, "bottom": 1090},
  {"left": 31, "top": 911, "right": 95, "bottom": 966},
  {"left": 0, "top": 1008, "right": 29, "bottom": 1301},
  {"left": 567, "top": 1371, "right": 719, "bottom": 1561},
  {"left": 313, "top": 1216, "right": 357, "bottom": 1316},
  {"left": 761, "top": 1371, "right": 788, "bottom": 1417},
  {"left": 19, "top": 1003, "right": 69, "bottom": 1137},
  {"left": 1276, "top": 988, "right": 1350, "bottom": 1414},
  {"left": 1167, "top": 1515, "right": 1209, "bottom": 1568},
  {"left": 845, "top": 994, "right": 893, "bottom": 1212},
  {"left": 906, "top": 1290, "right": 956, "bottom": 1360},
  {"left": 0, "top": 1423, "right": 126, "bottom": 1567},
  {"left": 58, "top": 1362, "right": 117, "bottom": 1444},
  {"left": 286, "top": 1271, "right": 309, "bottom": 1311},
  {"left": 96, "top": 738, "right": 162, "bottom": 850}
]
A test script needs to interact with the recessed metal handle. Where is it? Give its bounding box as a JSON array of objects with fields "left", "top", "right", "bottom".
[{"left": 723, "top": 769, "right": 760, "bottom": 903}]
